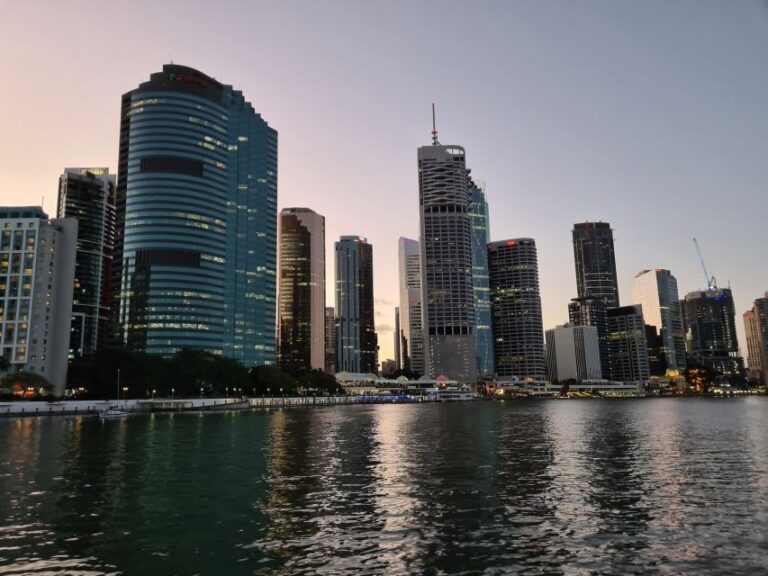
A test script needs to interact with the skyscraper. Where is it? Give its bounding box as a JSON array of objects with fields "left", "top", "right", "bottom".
[
  {"left": 681, "top": 289, "right": 743, "bottom": 380},
  {"left": 632, "top": 269, "right": 686, "bottom": 372},
  {"left": 335, "top": 236, "right": 377, "bottom": 373},
  {"left": 572, "top": 221, "right": 620, "bottom": 309},
  {"left": 397, "top": 237, "right": 423, "bottom": 375},
  {"left": 57, "top": 168, "right": 116, "bottom": 358},
  {"left": 743, "top": 292, "right": 768, "bottom": 384},
  {"left": 469, "top": 181, "right": 494, "bottom": 377},
  {"left": 607, "top": 305, "right": 650, "bottom": 383},
  {"left": 568, "top": 296, "right": 610, "bottom": 379},
  {"left": 418, "top": 129, "right": 476, "bottom": 382},
  {"left": 113, "top": 64, "right": 277, "bottom": 365},
  {"left": 394, "top": 307, "right": 401, "bottom": 370},
  {"left": 545, "top": 324, "right": 602, "bottom": 382},
  {"left": 277, "top": 208, "right": 325, "bottom": 371},
  {"left": 324, "top": 306, "right": 336, "bottom": 374},
  {"left": 488, "top": 238, "right": 546, "bottom": 380},
  {"left": 0, "top": 207, "right": 77, "bottom": 396}
]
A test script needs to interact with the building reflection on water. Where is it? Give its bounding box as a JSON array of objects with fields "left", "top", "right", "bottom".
[{"left": 0, "top": 400, "right": 766, "bottom": 575}]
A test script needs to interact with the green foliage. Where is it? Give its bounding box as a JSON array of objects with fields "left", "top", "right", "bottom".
[
  {"left": 1, "top": 370, "right": 54, "bottom": 399},
  {"left": 67, "top": 348, "right": 249, "bottom": 399},
  {"left": 249, "top": 364, "right": 298, "bottom": 395},
  {"left": 297, "top": 369, "right": 344, "bottom": 395},
  {"left": 67, "top": 348, "right": 344, "bottom": 399}
]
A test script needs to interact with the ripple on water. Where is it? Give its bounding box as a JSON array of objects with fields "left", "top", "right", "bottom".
[{"left": 0, "top": 400, "right": 767, "bottom": 575}]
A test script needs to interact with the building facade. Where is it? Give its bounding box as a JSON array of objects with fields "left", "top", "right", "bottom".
[
  {"left": 324, "top": 306, "right": 336, "bottom": 373},
  {"left": 568, "top": 296, "right": 610, "bottom": 380},
  {"left": 632, "top": 269, "right": 686, "bottom": 372},
  {"left": 743, "top": 296, "right": 768, "bottom": 385},
  {"left": 0, "top": 207, "right": 77, "bottom": 395},
  {"left": 397, "top": 237, "right": 423, "bottom": 375},
  {"left": 418, "top": 138, "right": 476, "bottom": 382},
  {"left": 572, "top": 221, "right": 620, "bottom": 309},
  {"left": 488, "top": 239, "right": 546, "bottom": 380},
  {"left": 277, "top": 208, "right": 325, "bottom": 371},
  {"left": 57, "top": 168, "right": 116, "bottom": 358},
  {"left": 607, "top": 305, "right": 650, "bottom": 383},
  {"left": 681, "top": 289, "right": 743, "bottom": 380},
  {"left": 114, "top": 64, "right": 277, "bottom": 365},
  {"left": 335, "top": 236, "right": 377, "bottom": 373},
  {"left": 545, "top": 324, "right": 602, "bottom": 382},
  {"left": 469, "top": 181, "right": 494, "bottom": 377}
]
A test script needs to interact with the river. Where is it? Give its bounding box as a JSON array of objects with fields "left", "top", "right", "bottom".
[{"left": 0, "top": 398, "right": 766, "bottom": 575}]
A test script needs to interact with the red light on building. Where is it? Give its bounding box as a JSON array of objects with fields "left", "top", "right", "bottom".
[{"left": 506, "top": 240, "right": 517, "bottom": 247}]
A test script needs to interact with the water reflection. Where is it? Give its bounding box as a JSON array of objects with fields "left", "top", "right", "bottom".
[{"left": 0, "top": 400, "right": 766, "bottom": 575}]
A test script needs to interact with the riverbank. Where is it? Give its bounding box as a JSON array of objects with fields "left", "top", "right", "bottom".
[{"left": 0, "top": 394, "right": 422, "bottom": 417}]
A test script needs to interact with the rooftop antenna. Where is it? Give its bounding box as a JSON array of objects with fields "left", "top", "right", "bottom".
[
  {"left": 693, "top": 237, "right": 717, "bottom": 291},
  {"left": 431, "top": 102, "right": 439, "bottom": 145}
]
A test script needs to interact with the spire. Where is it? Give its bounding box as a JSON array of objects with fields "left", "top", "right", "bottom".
[{"left": 431, "top": 102, "right": 439, "bottom": 145}]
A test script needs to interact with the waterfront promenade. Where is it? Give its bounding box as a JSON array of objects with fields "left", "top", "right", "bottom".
[{"left": 0, "top": 394, "right": 400, "bottom": 417}]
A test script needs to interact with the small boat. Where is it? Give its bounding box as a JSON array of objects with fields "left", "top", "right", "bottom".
[{"left": 100, "top": 405, "right": 128, "bottom": 418}]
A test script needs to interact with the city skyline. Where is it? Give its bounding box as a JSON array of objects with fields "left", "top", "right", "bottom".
[{"left": 2, "top": 2, "right": 768, "bottom": 363}]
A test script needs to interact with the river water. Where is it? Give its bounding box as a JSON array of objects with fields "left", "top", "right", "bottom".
[{"left": 0, "top": 399, "right": 766, "bottom": 575}]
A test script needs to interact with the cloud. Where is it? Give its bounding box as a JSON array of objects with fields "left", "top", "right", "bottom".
[
  {"left": 376, "top": 324, "right": 394, "bottom": 333},
  {"left": 374, "top": 298, "right": 393, "bottom": 307}
]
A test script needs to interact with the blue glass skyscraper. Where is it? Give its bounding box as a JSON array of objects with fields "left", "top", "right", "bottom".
[
  {"left": 469, "top": 181, "right": 494, "bottom": 377},
  {"left": 114, "top": 64, "right": 277, "bottom": 366}
]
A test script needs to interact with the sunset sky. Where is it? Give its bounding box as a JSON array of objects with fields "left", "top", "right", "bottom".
[{"left": 2, "top": 1, "right": 767, "bottom": 363}]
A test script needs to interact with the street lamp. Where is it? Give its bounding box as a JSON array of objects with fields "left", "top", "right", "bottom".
[
  {"left": 152, "top": 389, "right": 156, "bottom": 400},
  {"left": 225, "top": 387, "right": 229, "bottom": 398},
  {"left": 171, "top": 388, "right": 175, "bottom": 400}
]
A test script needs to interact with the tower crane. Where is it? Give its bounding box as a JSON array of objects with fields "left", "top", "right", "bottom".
[{"left": 693, "top": 238, "right": 717, "bottom": 291}]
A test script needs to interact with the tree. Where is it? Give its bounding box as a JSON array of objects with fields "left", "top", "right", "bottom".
[
  {"left": 250, "top": 365, "right": 298, "bottom": 395},
  {"left": 3, "top": 371, "right": 53, "bottom": 399},
  {"left": 298, "top": 369, "right": 344, "bottom": 395}
]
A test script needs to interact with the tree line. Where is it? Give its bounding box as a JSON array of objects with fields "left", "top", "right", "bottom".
[{"left": 1, "top": 348, "right": 344, "bottom": 400}]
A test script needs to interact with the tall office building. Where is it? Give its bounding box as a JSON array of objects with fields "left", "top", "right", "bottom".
[
  {"left": 418, "top": 130, "right": 476, "bottom": 382},
  {"left": 113, "top": 64, "right": 278, "bottom": 365},
  {"left": 572, "top": 222, "right": 620, "bottom": 309},
  {"left": 469, "top": 181, "right": 494, "bottom": 377},
  {"left": 393, "top": 307, "right": 403, "bottom": 370},
  {"left": 57, "top": 168, "right": 116, "bottom": 357},
  {"left": 397, "top": 237, "right": 423, "bottom": 375},
  {"left": 568, "top": 296, "right": 610, "bottom": 380},
  {"left": 632, "top": 269, "right": 686, "bottom": 372},
  {"left": 335, "top": 236, "right": 377, "bottom": 373},
  {"left": 607, "top": 305, "right": 650, "bottom": 383},
  {"left": 681, "top": 289, "right": 743, "bottom": 380},
  {"left": 545, "top": 324, "right": 602, "bottom": 382},
  {"left": 0, "top": 207, "right": 77, "bottom": 396},
  {"left": 488, "top": 239, "right": 546, "bottom": 380},
  {"left": 644, "top": 324, "right": 668, "bottom": 377},
  {"left": 277, "top": 208, "right": 325, "bottom": 371},
  {"left": 743, "top": 293, "right": 768, "bottom": 384},
  {"left": 324, "top": 306, "right": 336, "bottom": 373}
]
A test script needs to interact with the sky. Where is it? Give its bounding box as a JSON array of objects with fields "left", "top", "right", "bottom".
[{"left": 2, "top": 0, "right": 767, "bottom": 364}]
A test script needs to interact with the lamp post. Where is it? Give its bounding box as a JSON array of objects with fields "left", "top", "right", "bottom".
[
  {"left": 171, "top": 388, "right": 175, "bottom": 400},
  {"left": 152, "top": 389, "right": 156, "bottom": 400}
]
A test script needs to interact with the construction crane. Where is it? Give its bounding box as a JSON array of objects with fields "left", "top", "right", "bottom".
[{"left": 693, "top": 238, "right": 717, "bottom": 291}]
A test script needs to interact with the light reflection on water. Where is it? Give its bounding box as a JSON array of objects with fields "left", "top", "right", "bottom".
[{"left": 0, "top": 399, "right": 766, "bottom": 575}]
